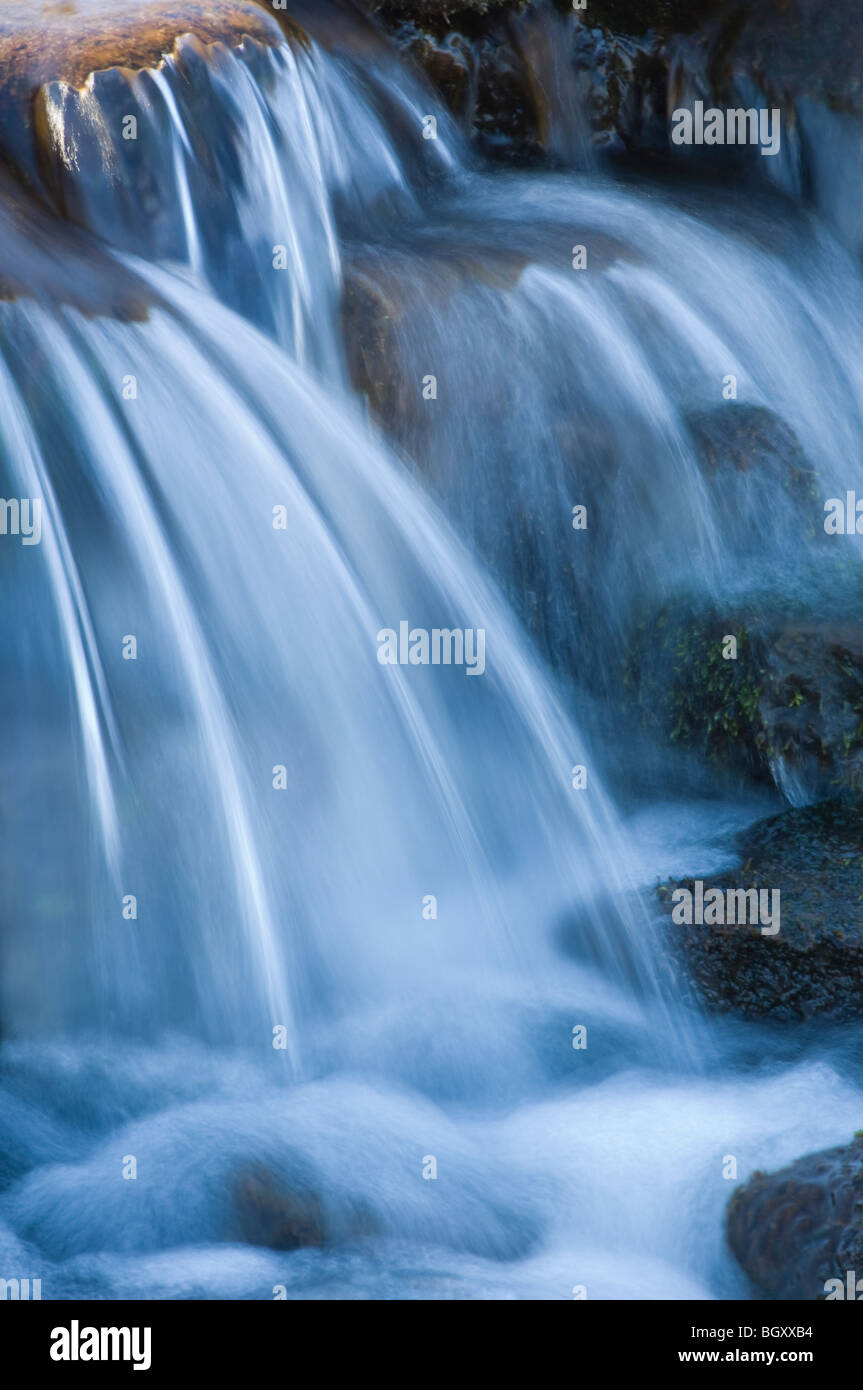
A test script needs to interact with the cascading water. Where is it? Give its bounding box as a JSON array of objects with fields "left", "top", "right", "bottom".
[{"left": 2, "top": 4, "right": 863, "bottom": 1301}]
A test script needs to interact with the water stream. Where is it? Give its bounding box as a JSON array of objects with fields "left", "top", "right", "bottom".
[{"left": 1, "top": 7, "right": 862, "bottom": 1300}]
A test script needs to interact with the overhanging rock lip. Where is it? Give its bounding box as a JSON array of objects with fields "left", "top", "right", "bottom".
[{"left": 0, "top": 1, "right": 302, "bottom": 96}]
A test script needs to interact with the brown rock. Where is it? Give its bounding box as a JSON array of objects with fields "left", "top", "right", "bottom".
[
  {"left": 233, "top": 1166, "right": 328, "bottom": 1251},
  {"left": 0, "top": 1, "right": 286, "bottom": 91},
  {"left": 727, "top": 1135, "right": 863, "bottom": 1299},
  {"left": 0, "top": 1, "right": 307, "bottom": 191}
]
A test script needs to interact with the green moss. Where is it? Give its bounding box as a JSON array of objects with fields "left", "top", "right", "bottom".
[
  {"left": 626, "top": 596, "right": 863, "bottom": 791},
  {"left": 626, "top": 606, "right": 768, "bottom": 771}
]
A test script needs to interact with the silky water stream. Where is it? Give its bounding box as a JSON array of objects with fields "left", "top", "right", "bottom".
[{"left": 1, "top": 12, "right": 862, "bottom": 1300}]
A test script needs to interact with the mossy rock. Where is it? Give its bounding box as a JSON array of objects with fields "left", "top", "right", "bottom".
[
  {"left": 625, "top": 604, "right": 770, "bottom": 775},
  {"left": 626, "top": 600, "right": 863, "bottom": 797}
]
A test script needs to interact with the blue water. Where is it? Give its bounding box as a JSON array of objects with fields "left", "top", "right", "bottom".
[{"left": 2, "top": 17, "right": 863, "bottom": 1300}]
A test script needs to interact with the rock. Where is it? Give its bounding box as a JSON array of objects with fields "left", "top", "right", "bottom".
[
  {"left": 0, "top": 170, "right": 154, "bottom": 319},
  {"left": 371, "top": 1, "right": 524, "bottom": 17},
  {"left": 626, "top": 605, "right": 769, "bottom": 778},
  {"left": 0, "top": 1, "right": 303, "bottom": 192},
  {"left": 382, "top": 9, "right": 544, "bottom": 160},
  {"left": 658, "top": 798, "right": 863, "bottom": 1021},
  {"left": 667, "top": 0, "right": 863, "bottom": 251},
  {"left": 627, "top": 603, "right": 863, "bottom": 798},
  {"left": 670, "top": 0, "right": 863, "bottom": 124},
  {"left": 395, "top": 25, "right": 475, "bottom": 120},
  {"left": 340, "top": 241, "right": 529, "bottom": 429},
  {"left": 624, "top": 401, "right": 863, "bottom": 796},
  {"left": 727, "top": 1134, "right": 863, "bottom": 1299},
  {"left": 371, "top": 1, "right": 713, "bottom": 30},
  {"left": 372, "top": 0, "right": 863, "bottom": 246},
  {"left": 232, "top": 1165, "right": 379, "bottom": 1250},
  {"left": 341, "top": 264, "right": 405, "bottom": 426},
  {"left": 0, "top": 1, "right": 285, "bottom": 90},
  {"left": 687, "top": 405, "right": 818, "bottom": 506},
  {"left": 367, "top": 1, "right": 718, "bottom": 161},
  {"left": 232, "top": 1166, "right": 328, "bottom": 1251}
]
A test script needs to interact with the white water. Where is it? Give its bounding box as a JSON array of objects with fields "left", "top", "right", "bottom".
[{"left": 1, "top": 22, "right": 862, "bottom": 1300}]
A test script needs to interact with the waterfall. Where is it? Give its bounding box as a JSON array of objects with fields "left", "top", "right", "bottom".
[{"left": 1, "top": 9, "right": 862, "bottom": 1301}]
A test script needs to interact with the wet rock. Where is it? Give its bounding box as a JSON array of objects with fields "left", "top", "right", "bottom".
[
  {"left": 471, "top": 25, "right": 543, "bottom": 157},
  {"left": 372, "top": 1, "right": 525, "bottom": 18},
  {"left": 626, "top": 606, "right": 769, "bottom": 778},
  {"left": 667, "top": 0, "right": 863, "bottom": 250},
  {"left": 341, "top": 241, "right": 529, "bottom": 430},
  {"left": 395, "top": 25, "right": 475, "bottom": 120},
  {"left": 760, "top": 626, "right": 863, "bottom": 798},
  {"left": 233, "top": 1166, "right": 328, "bottom": 1251},
  {"left": 727, "top": 1134, "right": 863, "bottom": 1299},
  {"left": 658, "top": 798, "right": 863, "bottom": 1021},
  {"left": 593, "top": 0, "right": 863, "bottom": 208},
  {"left": 232, "top": 1165, "right": 379, "bottom": 1250},
  {"left": 627, "top": 602, "right": 863, "bottom": 798},
  {"left": 373, "top": 0, "right": 712, "bottom": 26},
  {"left": 670, "top": 0, "right": 863, "bottom": 124},
  {"left": 0, "top": 171, "right": 154, "bottom": 319},
  {"left": 32, "top": 35, "right": 265, "bottom": 265},
  {"left": 383, "top": 9, "right": 543, "bottom": 160},
  {"left": 0, "top": 0, "right": 301, "bottom": 192},
  {"left": 370, "top": 0, "right": 863, "bottom": 215},
  {"left": 625, "top": 399, "right": 863, "bottom": 796},
  {"left": 0, "top": 1, "right": 284, "bottom": 90},
  {"left": 687, "top": 404, "right": 818, "bottom": 505},
  {"left": 341, "top": 265, "right": 405, "bottom": 426},
  {"left": 369, "top": 1, "right": 715, "bottom": 161}
]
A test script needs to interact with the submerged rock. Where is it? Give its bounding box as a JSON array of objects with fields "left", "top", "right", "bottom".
[
  {"left": 341, "top": 241, "right": 529, "bottom": 428},
  {"left": 232, "top": 1165, "right": 380, "bottom": 1250},
  {"left": 727, "top": 1134, "right": 863, "bottom": 1299},
  {"left": 233, "top": 1167, "right": 328, "bottom": 1251},
  {"left": 0, "top": 171, "right": 154, "bottom": 319},
  {"left": 659, "top": 799, "right": 863, "bottom": 1021},
  {"left": 687, "top": 405, "right": 818, "bottom": 507}
]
